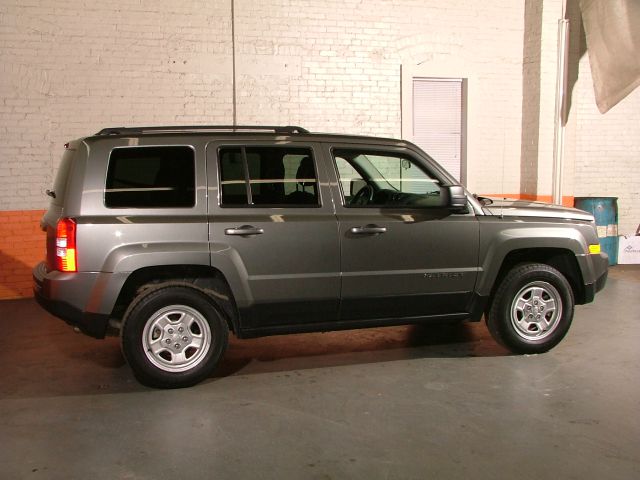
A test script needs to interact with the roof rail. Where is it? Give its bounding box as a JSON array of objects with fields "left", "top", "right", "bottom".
[{"left": 95, "top": 125, "right": 310, "bottom": 135}]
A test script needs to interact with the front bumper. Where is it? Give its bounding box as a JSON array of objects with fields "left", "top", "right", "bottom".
[
  {"left": 582, "top": 252, "right": 609, "bottom": 303},
  {"left": 32, "top": 262, "right": 110, "bottom": 339}
]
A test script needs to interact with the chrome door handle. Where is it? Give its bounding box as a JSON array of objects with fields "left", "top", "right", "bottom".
[
  {"left": 225, "top": 226, "right": 264, "bottom": 236},
  {"left": 350, "top": 225, "right": 387, "bottom": 235}
]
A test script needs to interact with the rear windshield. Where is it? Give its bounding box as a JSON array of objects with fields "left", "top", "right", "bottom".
[{"left": 51, "top": 147, "right": 76, "bottom": 206}]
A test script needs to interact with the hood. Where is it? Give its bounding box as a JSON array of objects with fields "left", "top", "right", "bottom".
[{"left": 483, "top": 198, "right": 594, "bottom": 221}]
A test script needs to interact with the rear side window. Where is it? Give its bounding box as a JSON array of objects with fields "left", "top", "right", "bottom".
[
  {"left": 219, "top": 146, "right": 319, "bottom": 207},
  {"left": 105, "top": 146, "right": 195, "bottom": 208}
]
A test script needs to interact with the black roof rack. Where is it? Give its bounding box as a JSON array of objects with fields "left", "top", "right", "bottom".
[{"left": 95, "top": 125, "right": 310, "bottom": 136}]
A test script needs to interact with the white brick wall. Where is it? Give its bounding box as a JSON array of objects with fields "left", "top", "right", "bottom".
[
  {"left": 0, "top": 0, "right": 637, "bottom": 235},
  {"left": 0, "top": 0, "right": 526, "bottom": 211},
  {"left": 0, "top": 0, "right": 233, "bottom": 210},
  {"left": 573, "top": 54, "right": 640, "bottom": 236},
  {"left": 235, "top": 0, "right": 526, "bottom": 195}
]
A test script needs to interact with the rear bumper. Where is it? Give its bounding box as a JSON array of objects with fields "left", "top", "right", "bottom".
[{"left": 32, "top": 262, "right": 110, "bottom": 339}]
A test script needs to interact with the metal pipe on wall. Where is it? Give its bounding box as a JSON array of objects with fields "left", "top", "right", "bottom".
[
  {"left": 231, "top": 0, "right": 237, "bottom": 127},
  {"left": 552, "top": 12, "right": 570, "bottom": 205}
]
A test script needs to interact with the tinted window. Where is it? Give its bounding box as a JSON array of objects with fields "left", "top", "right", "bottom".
[
  {"left": 219, "top": 148, "right": 248, "bottom": 205},
  {"left": 219, "top": 146, "right": 318, "bottom": 207},
  {"left": 105, "top": 146, "right": 195, "bottom": 208}
]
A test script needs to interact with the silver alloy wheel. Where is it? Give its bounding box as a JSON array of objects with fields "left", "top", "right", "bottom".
[
  {"left": 510, "top": 281, "right": 563, "bottom": 341},
  {"left": 142, "top": 305, "right": 212, "bottom": 373}
]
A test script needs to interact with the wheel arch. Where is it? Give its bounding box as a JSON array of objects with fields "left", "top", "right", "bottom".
[
  {"left": 485, "top": 248, "right": 586, "bottom": 315},
  {"left": 486, "top": 261, "right": 576, "bottom": 354},
  {"left": 110, "top": 265, "right": 240, "bottom": 334}
]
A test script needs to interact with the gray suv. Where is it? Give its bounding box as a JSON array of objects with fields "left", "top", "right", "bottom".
[{"left": 33, "top": 125, "right": 608, "bottom": 388}]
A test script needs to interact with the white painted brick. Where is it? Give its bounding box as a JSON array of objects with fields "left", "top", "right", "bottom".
[
  {"left": 572, "top": 52, "right": 640, "bottom": 236},
  {"left": 1, "top": 0, "right": 637, "bottom": 232}
]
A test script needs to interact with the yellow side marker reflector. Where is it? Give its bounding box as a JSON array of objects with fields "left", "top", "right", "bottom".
[{"left": 589, "top": 244, "right": 601, "bottom": 254}]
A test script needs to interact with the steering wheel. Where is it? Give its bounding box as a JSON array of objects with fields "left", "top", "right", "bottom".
[{"left": 350, "top": 184, "right": 374, "bottom": 206}]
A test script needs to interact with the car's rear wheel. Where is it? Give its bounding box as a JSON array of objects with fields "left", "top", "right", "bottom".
[
  {"left": 121, "top": 285, "right": 228, "bottom": 388},
  {"left": 487, "top": 263, "right": 574, "bottom": 354}
]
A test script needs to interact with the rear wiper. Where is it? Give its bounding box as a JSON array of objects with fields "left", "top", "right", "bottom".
[{"left": 46, "top": 189, "right": 56, "bottom": 199}]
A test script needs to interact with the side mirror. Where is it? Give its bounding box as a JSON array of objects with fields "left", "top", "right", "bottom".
[{"left": 446, "top": 185, "right": 467, "bottom": 209}]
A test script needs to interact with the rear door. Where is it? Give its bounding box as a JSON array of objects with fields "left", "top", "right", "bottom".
[
  {"left": 206, "top": 140, "right": 340, "bottom": 331},
  {"left": 326, "top": 143, "right": 480, "bottom": 320}
]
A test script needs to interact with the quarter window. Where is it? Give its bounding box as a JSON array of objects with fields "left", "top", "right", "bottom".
[
  {"left": 105, "top": 146, "right": 195, "bottom": 208},
  {"left": 219, "top": 146, "right": 319, "bottom": 207}
]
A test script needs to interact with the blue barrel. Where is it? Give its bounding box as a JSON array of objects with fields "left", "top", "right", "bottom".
[{"left": 574, "top": 197, "right": 618, "bottom": 265}]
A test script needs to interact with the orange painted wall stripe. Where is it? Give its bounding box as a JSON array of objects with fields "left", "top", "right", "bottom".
[{"left": 0, "top": 210, "right": 46, "bottom": 300}]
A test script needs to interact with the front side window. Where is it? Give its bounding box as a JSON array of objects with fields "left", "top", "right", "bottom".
[
  {"left": 333, "top": 149, "right": 442, "bottom": 207},
  {"left": 219, "top": 146, "right": 319, "bottom": 207},
  {"left": 105, "top": 146, "right": 195, "bottom": 208}
]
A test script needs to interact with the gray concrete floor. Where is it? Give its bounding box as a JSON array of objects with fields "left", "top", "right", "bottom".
[{"left": 1, "top": 266, "right": 639, "bottom": 479}]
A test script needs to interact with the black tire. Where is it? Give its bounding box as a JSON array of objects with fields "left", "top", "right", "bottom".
[
  {"left": 487, "top": 263, "right": 574, "bottom": 354},
  {"left": 121, "top": 285, "right": 229, "bottom": 388}
]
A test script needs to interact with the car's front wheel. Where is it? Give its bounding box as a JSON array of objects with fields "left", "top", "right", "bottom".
[
  {"left": 487, "top": 263, "right": 575, "bottom": 354},
  {"left": 121, "top": 285, "right": 229, "bottom": 388}
]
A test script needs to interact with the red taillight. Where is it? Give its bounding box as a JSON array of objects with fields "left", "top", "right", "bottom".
[{"left": 55, "top": 218, "right": 77, "bottom": 272}]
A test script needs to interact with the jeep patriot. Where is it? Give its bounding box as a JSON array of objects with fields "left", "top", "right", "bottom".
[{"left": 33, "top": 125, "right": 609, "bottom": 388}]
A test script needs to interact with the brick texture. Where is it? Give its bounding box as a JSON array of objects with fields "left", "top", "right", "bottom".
[
  {"left": 572, "top": 56, "right": 640, "bottom": 236},
  {"left": 0, "top": 0, "right": 233, "bottom": 212},
  {"left": 0, "top": 210, "right": 45, "bottom": 299},
  {"left": 0, "top": 0, "right": 526, "bottom": 213},
  {"left": 0, "top": 0, "right": 638, "bottom": 300}
]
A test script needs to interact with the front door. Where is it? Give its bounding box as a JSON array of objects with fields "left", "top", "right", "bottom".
[
  {"left": 327, "top": 144, "right": 480, "bottom": 320},
  {"left": 206, "top": 141, "right": 340, "bottom": 330}
]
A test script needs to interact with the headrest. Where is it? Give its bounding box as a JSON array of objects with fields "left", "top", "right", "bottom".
[{"left": 296, "top": 156, "right": 316, "bottom": 186}]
